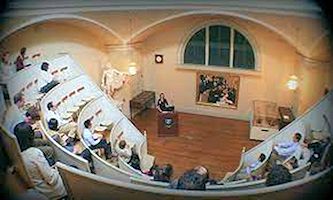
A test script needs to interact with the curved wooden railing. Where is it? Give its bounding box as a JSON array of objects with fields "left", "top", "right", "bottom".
[{"left": 56, "top": 161, "right": 333, "bottom": 199}]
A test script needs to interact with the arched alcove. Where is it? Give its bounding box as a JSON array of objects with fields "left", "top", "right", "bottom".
[
  {"left": 0, "top": 17, "right": 123, "bottom": 83},
  {"left": 129, "top": 13, "right": 300, "bottom": 120}
]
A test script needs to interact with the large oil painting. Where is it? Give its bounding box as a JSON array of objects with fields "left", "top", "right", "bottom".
[{"left": 196, "top": 71, "right": 240, "bottom": 109}]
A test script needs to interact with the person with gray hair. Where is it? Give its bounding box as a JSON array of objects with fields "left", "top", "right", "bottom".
[{"left": 3, "top": 92, "right": 27, "bottom": 133}]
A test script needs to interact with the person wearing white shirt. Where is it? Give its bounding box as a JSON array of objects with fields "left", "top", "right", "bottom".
[
  {"left": 115, "top": 139, "right": 132, "bottom": 163},
  {"left": 14, "top": 122, "right": 67, "bottom": 200},
  {"left": 39, "top": 62, "right": 59, "bottom": 93},
  {"left": 45, "top": 102, "right": 77, "bottom": 142},
  {"left": 15, "top": 47, "right": 29, "bottom": 71},
  {"left": 268, "top": 133, "right": 302, "bottom": 168},
  {"left": 82, "top": 119, "right": 112, "bottom": 159},
  {"left": 3, "top": 92, "right": 26, "bottom": 133},
  {"left": 273, "top": 133, "right": 302, "bottom": 158},
  {"left": 236, "top": 153, "right": 266, "bottom": 180}
]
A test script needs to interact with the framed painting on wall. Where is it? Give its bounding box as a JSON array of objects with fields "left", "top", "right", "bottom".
[{"left": 196, "top": 71, "right": 240, "bottom": 109}]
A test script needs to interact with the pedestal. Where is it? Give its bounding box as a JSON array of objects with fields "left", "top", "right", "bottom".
[{"left": 157, "top": 112, "right": 178, "bottom": 137}]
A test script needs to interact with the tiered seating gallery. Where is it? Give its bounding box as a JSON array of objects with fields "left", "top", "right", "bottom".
[{"left": 1, "top": 2, "right": 333, "bottom": 199}]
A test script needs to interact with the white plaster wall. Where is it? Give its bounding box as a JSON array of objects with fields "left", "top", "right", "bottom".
[
  {"left": 0, "top": 21, "right": 108, "bottom": 84},
  {"left": 141, "top": 16, "right": 298, "bottom": 120},
  {"left": 1, "top": 11, "right": 331, "bottom": 120}
]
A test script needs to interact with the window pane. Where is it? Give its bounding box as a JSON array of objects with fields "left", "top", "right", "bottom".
[
  {"left": 209, "top": 25, "right": 230, "bottom": 66},
  {"left": 184, "top": 28, "right": 205, "bottom": 65},
  {"left": 233, "top": 30, "right": 255, "bottom": 69}
]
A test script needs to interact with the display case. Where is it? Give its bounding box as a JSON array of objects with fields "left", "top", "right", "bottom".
[{"left": 250, "top": 100, "right": 279, "bottom": 141}]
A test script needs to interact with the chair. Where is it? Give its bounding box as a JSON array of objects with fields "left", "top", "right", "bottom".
[
  {"left": 137, "top": 132, "right": 155, "bottom": 172},
  {"left": 67, "top": 91, "right": 80, "bottom": 115},
  {"left": 130, "top": 177, "right": 169, "bottom": 188},
  {"left": 0, "top": 126, "right": 34, "bottom": 189},
  {"left": 246, "top": 142, "right": 273, "bottom": 179},
  {"left": 59, "top": 66, "right": 69, "bottom": 82},
  {"left": 222, "top": 147, "right": 246, "bottom": 182},
  {"left": 51, "top": 69, "right": 59, "bottom": 76},
  {"left": 78, "top": 128, "right": 132, "bottom": 182},
  {"left": 118, "top": 157, "right": 152, "bottom": 180},
  {"left": 290, "top": 162, "right": 311, "bottom": 180},
  {"left": 38, "top": 122, "right": 91, "bottom": 172}
]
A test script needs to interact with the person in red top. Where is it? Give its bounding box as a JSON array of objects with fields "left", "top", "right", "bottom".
[{"left": 15, "top": 47, "right": 28, "bottom": 71}]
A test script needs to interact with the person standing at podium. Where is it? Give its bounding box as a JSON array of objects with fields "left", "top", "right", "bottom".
[{"left": 157, "top": 93, "right": 174, "bottom": 112}]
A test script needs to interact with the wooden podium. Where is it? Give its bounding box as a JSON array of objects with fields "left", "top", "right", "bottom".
[{"left": 157, "top": 112, "right": 179, "bottom": 137}]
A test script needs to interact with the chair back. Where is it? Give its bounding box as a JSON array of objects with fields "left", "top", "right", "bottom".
[{"left": 0, "top": 126, "right": 34, "bottom": 188}]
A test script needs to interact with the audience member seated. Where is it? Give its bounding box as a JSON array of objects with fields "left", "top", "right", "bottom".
[
  {"left": 128, "top": 148, "right": 141, "bottom": 171},
  {"left": 305, "top": 137, "right": 331, "bottom": 174},
  {"left": 268, "top": 133, "right": 302, "bottom": 168},
  {"left": 38, "top": 62, "right": 59, "bottom": 94},
  {"left": 25, "top": 107, "right": 45, "bottom": 139},
  {"left": 236, "top": 153, "right": 266, "bottom": 181},
  {"left": 48, "top": 119, "right": 95, "bottom": 172},
  {"left": 80, "top": 148, "right": 95, "bottom": 173},
  {"left": 157, "top": 92, "right": 174, "bottom": 112},
  {"left": 283, "top": 139, "right": 312, "bottom": 171},
  {"left": 3, "top": 92, "right": 28, "bottom": 133},
  {"left": 0, "top": 141, "right": 49, "bottom": 200},
  {"left": 48, "top": 118, "right": 78, "bottom": 152},
  {"left": 194, "top": 165, "right": 217, "bottom": 185},
  {"left": 170, "top": 165, "right": 210, "bottom": 190},
  {"left": 13, "top": 122, "right": 67, "bottom": 199},
  {"left": 15, "top": 47, "right": 29, "bottom": 72},
  {"left": 14, "top": 122, "right": 55, "bottom": 166},
  {"left": 25, "top": 106, "right": 41, "bottom": 126},
  {"left": 115, "top": 139, "right": 132, "bottom": 162},
  {"left": 82, "top": 119, "right": 112, "bottom": 160},
  {"left": 266, "top": 164, "right": 292, "bottom": 186},
  {"left": 172, "top": 166, "right": 208, "bottom": 190},
  {"left": 46, "top": 101, "right": 78, "bottom": 145},
  {"left": 153, "top": 164, "right": 173, "bottom": 183}
]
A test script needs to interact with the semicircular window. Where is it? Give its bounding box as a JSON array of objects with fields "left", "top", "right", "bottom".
[{"left": 184, "top": 25, "right": 255, "bottom": 70}]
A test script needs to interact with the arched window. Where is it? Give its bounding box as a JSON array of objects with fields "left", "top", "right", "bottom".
[{"left": 184, "top": 25, "right": 255, "bottom": 70}]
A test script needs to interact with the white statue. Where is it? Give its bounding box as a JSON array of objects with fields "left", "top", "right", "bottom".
[
  {"left": 101, "top": 68, "right": 127, "bottom": 98},
  {"left": 101, "top": 67, "right": 128, "bottom": 111}
]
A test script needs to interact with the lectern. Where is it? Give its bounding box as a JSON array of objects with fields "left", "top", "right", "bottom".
[{"left": 157, "top": 112, "right": 178, "bottom": 137}]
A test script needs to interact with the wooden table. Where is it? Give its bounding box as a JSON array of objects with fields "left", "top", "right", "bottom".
[{"left": 129, "top": 91, "right": 155, "bottom": 119}]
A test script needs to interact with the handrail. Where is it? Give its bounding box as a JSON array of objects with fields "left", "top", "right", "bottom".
[
  {"left": 222, "top": 146, "right": 246, "bottom": 181},
  {"left": 0, "top": 125, "right": 34, "bottom": 188},
  {"left": 56, "top": 161, "right": 333, "bottom": 198}
]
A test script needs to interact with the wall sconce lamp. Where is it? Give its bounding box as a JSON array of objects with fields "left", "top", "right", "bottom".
[
  {"left": 128, "top": 62, "right": 137, "bottom": 76},
  {"left": 287, "top": 75, "right": 298, "bottom": 90}
]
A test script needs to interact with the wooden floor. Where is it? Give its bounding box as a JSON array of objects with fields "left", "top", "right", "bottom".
[{"left": 132, "top": 109, "right": 260, "bottom": 180}]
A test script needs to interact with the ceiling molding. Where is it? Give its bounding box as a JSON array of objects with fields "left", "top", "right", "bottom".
[
  {"left": 0, "top": 14, "right": 126, "bottom": 43},
  {"left": 2, "top": 0, "right": 322, "bottom": 18}
]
